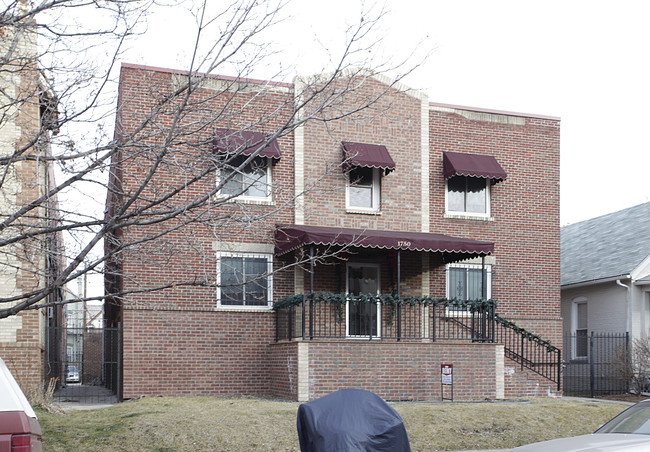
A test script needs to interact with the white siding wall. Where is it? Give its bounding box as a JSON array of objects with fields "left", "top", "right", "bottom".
[{"left": 561, "top": 282, "right": 628, "bottom": 334}]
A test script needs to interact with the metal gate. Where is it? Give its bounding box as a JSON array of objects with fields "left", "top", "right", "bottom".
[
  {"left": 563, "top": 332, "right": 629, "bottom": 397},
  {"left": 45, "top": 325, "right": 120, "bottom": 405}
]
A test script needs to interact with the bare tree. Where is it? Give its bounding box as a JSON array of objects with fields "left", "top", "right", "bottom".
[
  {"left": 0, "top": 0, "right": 421, "bottom": 319},
  {"left": 613, "top": 338, "right": 650, "bottom": 395}
]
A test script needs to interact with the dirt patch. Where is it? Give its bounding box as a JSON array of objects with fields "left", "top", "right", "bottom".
[{"left": 597, "top": 393, "right": 648, "bottom": 403}]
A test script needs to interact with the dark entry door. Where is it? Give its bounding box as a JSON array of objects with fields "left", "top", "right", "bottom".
[{"left": 347, "top": 264, "right": 380, "bottom": 337}]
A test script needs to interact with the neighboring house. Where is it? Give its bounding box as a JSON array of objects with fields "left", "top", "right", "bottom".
[
  {"left": 106, "top": 63, "right": 561, "bottom": 402},
  {"left": 0, "top": 7, "right": 64, "bottom": 393},
  {"left": 561, "top": 202, "right": 650, "bottom": 359}
]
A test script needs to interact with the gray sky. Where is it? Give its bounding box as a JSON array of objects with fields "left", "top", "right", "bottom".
[{"left": 126, "top": 0, "right": 650, "bottom": 226}]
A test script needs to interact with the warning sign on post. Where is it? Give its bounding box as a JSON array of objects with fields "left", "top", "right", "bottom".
[{"left": 441, "top": 364, "right": 453, "bottom": 385}]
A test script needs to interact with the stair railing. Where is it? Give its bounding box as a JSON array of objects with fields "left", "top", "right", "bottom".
[{"left": 494, "top": 315, "right": 561, "bottom": 391}]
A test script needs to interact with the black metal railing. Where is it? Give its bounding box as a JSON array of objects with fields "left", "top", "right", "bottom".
[
  {"left": 494, "top": 315, "right": 561, "bottom": 391},
  {"left": 275, "top": 293, "right": 562, "bottom": 390},
  {"left": 274, "top": 293, "right": 496, "bottom": 343}
]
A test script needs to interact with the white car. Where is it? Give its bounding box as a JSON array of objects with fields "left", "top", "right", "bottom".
[
  {"left": 66, "top": 365, "right": 80, "bottom": 384},
  {"left": 0, "top": 356, "right": 43, "bottom": 451},
  {"left": 512, "top": 399, "right": 650, "bottom": 451}
]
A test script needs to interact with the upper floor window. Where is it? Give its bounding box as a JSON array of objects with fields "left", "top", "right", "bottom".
[
  {"left": 347, "top": 167, "right": 381, "bottom": 211},
  {"left": 217, "top": 252, "right": 273, "bottom": 309},
  {"left": 342, "top": 141, "right": 395, "bottom": 214},
  {"left": 446, "top": 176, "right": 490, "bottom": 216},
  {"left": 442, "top": 151, "right": 506, "bottom": 219},
  {"left": 220, "top": 156, "right": 271, "bottom": 201},
  {"left": 213, "top": 128, "right": 281, "bottom": 203}
]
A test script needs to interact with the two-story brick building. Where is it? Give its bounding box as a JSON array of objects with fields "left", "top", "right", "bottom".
[{"left": 106, "top": 63, "right": 561, "bottom": 401}]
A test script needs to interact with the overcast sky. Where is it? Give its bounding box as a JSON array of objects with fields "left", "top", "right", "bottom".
[{"left": 125, "top": 0, "right": 650, "bottom": 226}]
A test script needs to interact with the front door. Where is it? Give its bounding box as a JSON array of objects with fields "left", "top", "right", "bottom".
[{"left": 346, "top": 263, "right": 380, "bottom": 337}]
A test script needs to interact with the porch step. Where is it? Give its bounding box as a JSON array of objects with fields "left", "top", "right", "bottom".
[{"left": 504, "top": 364, "right": 561, "bottom": 398}]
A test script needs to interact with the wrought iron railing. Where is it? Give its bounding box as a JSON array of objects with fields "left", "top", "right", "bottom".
[
  {"left": 494, "top": 315, "right": 561, "bottom": 391},
  {"left": 274, "top": 293, "right": 496, "bottom": 342}
]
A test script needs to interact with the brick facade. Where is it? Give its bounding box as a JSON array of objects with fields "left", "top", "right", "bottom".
[
  {"left": 0, "top": 15, "right": 63, "bottom": 394},
  {"left": 108, "top": 64, "right": 561, "bottom": 401},
  {"left": 428, "top": 105, "right": 562, "bottom": 345}
]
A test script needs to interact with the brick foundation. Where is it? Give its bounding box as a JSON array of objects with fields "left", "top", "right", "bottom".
[{"left": 270, "top": 340, "right": 507, "bottom": 402}]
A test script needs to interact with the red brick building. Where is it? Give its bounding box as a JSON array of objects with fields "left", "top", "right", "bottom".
[{"left": 106, "top": 63, "right": 561, "bottom": 401}]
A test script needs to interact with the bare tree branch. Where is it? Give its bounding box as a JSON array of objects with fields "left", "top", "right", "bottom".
[{"left": 0, "top": 0, "right": 422, "bottom": 319}]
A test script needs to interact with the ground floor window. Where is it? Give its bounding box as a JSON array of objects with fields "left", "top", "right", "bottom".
[
  {"left": 573, "top": 300, "right": 588, "bottom": 359},
  {"left": 217, "top": 252, "right": 273, "bottom": 308},
  {"left": 446, "top": 263, "right": 491, "bottom": 311}
]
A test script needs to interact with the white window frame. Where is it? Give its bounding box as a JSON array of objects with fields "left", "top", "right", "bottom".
[
  {"left": 216, "top": 252, "right": 273, "bottom": 310},
  {"left": 446, "top": 263, "right": 492, "bottom": 314},
  {"left": 572, "top": 298, "right": 588, "bottom": 360},
  {"left": 345, "top": 263, "right": 381, "bottom": 338},
  {"left": 346, "top": 167, "right": 381, "bottom": 212},
  {"left": 445, "top": 176, "right": 491, "bottom": 218},
  {"left": 218, "top": 156, "right": 272, "bottom": 203}
]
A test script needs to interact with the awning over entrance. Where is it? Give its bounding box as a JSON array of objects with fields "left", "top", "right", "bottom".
[
  {"left": 213, "top": 128, "right": 281, "bottom": 159},
  {"left": 443, "top": 151, "right": 506, "bottom": 183},
  {"left": 342, "top": 142, "right": 396, "bottom": 173},
  {"left": 275, "top": 224, "right": 493, "bottom": 257}
]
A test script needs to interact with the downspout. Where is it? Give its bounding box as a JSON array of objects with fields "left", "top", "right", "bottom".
[{"left": 616, "top": 278, "right": 631, "bottom": 336}]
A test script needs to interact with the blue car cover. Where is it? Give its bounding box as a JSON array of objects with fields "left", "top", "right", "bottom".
[{"left": 296, "top": 389, "right": 411, "bottom": 452}]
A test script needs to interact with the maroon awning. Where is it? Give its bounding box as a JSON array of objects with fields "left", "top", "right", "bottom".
[
  {"left": 275, "top": 224, "right": 493, "bottom": 258},
  {"left": 443, "top": 152, "right": 506, "bottom": 182},
  {"left": 342, "top": 142, "right": 395, "bottom": 173},
  {"left": 213, "top": 128, "right": 281, "bottom": 159}
]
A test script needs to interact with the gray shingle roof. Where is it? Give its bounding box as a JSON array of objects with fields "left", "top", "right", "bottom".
[{"left": 561, "top": 202, "right": 650, "bottom": 286}]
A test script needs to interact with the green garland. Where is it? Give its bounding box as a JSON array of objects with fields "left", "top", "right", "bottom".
[
  {"left": 274, "top": 294, "right": 557, "bottom": 354},
  {"left": 495, "top": 314, "right": 559, "bottom": 352},
  {"left": 273, "top": 292, "right": 496, "bottom": 312}
]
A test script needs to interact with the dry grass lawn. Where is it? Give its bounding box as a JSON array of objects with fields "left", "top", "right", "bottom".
[{"left": 37, "top": 396, "right": 632, "bottom": 451}]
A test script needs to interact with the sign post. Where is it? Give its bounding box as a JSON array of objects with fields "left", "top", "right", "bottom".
[{"left": 441, "top": 363, "right": 453, "bottom": 401}]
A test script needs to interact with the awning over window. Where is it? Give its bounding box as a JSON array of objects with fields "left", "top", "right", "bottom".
[
  {"left": 275, "top": 224, "right": 493, "bottom": 258},
  {"left": 213, "top": 128, "right": 281, "bottom": 159},
  {"left": 443, "top": 152, "right": 506, "bottom": 183},
  {"left": 342, "top": 142, "right": 395, "bottom": 173}
]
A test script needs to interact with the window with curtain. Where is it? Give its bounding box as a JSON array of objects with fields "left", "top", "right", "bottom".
[
  {"left": 446, "top": 175, "right": 489, "bottom": 216},
  {"left": 447, "top": 264, "right": 492, "bottom": 310},
  {"left": 220, "top": 156, "right": 271, "bottom": 200},
  {"left": 347, "top": 167, "right": 380, "bottom": 211}
]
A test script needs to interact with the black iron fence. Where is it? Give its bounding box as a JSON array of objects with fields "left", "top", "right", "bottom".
[
  {"left": 46, "top": 326, "right": 120, "bottom": 404},
  {"left": 563, "top": 332, "right": 629, "bottom": 397},
  {"left": 275, "top": 294, "right": 496, "bottom": 342}
]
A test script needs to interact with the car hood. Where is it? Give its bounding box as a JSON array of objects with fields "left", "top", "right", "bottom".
[
  {"left": 512, "top": 433, "right": 650, "bottom": 451},
  {"left": 0, "top": 358, "right": 37, "bottom": 418}
]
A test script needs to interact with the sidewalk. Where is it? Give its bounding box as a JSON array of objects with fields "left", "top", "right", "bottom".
[{"left": 55, "top": 383, "right": 118, "bottom": 410}]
